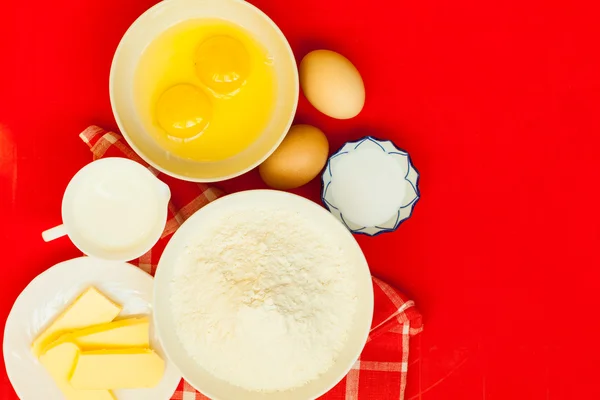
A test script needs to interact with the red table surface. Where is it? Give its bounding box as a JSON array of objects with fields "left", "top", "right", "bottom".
[{"left": 2, "top": 0, "right": 600, "bottom": 398}]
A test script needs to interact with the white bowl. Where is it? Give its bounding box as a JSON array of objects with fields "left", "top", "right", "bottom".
[
  {"left": 321, "top": 136, "right": 421, "bottom": 236},
  {"left": 110, "top": 0, "right": 299, "bottom": 182},
  {"left": 153, "top": 190, "right": 374, "bottom": 400}
]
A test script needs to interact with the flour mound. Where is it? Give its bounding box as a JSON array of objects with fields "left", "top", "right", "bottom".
[{"left": 170, "top": 208, "right": 358, "bottom": 392}]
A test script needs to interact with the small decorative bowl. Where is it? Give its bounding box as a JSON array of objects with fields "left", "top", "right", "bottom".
[{"left": 321, "top": 136, "right": 420, "bottom": 236}]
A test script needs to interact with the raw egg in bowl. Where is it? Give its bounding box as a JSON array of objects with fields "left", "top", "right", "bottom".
[{"left": 110, "top": 0, "right": 298, "bottom": 182}]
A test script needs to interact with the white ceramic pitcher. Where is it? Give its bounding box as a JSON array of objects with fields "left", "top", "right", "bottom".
[{"left": 42, "top": 158, "right": 171, "bottom": 261}]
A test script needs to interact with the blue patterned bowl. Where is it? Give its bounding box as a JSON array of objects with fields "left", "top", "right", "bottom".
[{"left": 321, "top": 136, "right": 420, "bottom": 236}]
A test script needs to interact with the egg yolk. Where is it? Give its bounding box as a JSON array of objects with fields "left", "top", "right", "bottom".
[
  {"left": 194, "top": 36, "right": 251, "bottom": 95},
  {"left": 155, "top": 84, "right": 212, "bottom": 140}
]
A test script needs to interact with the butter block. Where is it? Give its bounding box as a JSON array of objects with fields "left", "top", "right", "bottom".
[
  {"left": 39, "top": 342, "right": 115, "bottom": 400},
  {"left": 32, "top": 287, "right": 122, "bottom": 356},
  {"left": 70, "top": 348, "right": 165, "bottom": 390},
  {"left": 46, "top": 316, "right": 150, "bottom": 352}
]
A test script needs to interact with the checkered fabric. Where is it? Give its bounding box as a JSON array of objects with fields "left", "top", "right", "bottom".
[{"left": 79, "top": 126, "right": 423, "bottom": 400}]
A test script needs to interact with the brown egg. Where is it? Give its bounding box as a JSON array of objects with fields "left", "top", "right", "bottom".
[
  {"left": 259, "top": 124, "right": 329, "bottom": 190},
  {"left": 299, "top": 50, "right": 365, "bottom": 119}
]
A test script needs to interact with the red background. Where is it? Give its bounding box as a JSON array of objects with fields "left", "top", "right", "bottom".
[{"left": 2, "top": 0, "right": 600, "bottom": 398}]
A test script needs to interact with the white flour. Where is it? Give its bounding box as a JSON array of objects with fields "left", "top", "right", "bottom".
[{"left": 170, "top": 207, "right": 358, "bottom": 392}]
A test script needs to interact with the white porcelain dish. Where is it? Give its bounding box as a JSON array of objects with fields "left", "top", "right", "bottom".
[
  {"left": 322, "top": 136, "right": 420, "bottom": 236},
  {"left": 3, "top": 257, "right": 181, "bottom": 400},
  {"left": 153, "top": 190, "right": 374, "bottom": 400},
  {"left": 110, "top": 0, "right": 299, "bottom": 182}
]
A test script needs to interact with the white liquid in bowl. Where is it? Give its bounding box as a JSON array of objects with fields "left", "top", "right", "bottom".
[
  {"left": 62, "top": 158, "right": 170, "bottom": 259},
  {"left": 71, "top": 172, "right": 160, "bottom": 250},
  {"left": 330, "top": 148, "right": 407, "bottom": 227}
]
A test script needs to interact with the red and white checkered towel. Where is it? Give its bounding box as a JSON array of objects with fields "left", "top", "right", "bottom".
[{"left": 80, "top": 125, "right": 423, "bottom": 400}]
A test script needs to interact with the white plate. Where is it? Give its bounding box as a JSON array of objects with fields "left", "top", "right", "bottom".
[
  {"left": 3, "top": 257, "right": 181, "bottom": 400},
  {"left": 154, "top": 190, "right": 374, "bottom": 400}
]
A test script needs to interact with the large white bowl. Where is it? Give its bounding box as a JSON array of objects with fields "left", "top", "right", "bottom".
[
  {"left": 154, "top": 190, "right": 374, "bottom": 400},
  {"left": 110, "top": 0, "right": 299, "bottom": 182}
]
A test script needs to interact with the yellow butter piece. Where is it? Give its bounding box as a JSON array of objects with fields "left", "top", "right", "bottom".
[
  {"left": 70, "top": 348, "right": 165, "bottom": 390},
  {"left": 39, "top": 342, "right": 115, "bottom": 400},
  {"left": 32, "top": 287, "right": 122, "bottom": 357},
  {"left": 47, "top": 317, "right": 150, "bottom": 352}
]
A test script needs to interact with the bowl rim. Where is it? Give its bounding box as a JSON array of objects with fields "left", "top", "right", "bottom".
[
  {"left": 109, "top": 0, "right": 299, "bottom": 183},
  {"left": 153, "top": 190, "right": 374, "bottom": 400}
]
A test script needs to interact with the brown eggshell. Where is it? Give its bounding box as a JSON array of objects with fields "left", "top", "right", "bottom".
[
  {"left": 299, "top": 50, "right": 365, "bottom": 119},
  {"left": 259, "top": 124, "right": 329, "bottom": 190}
]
